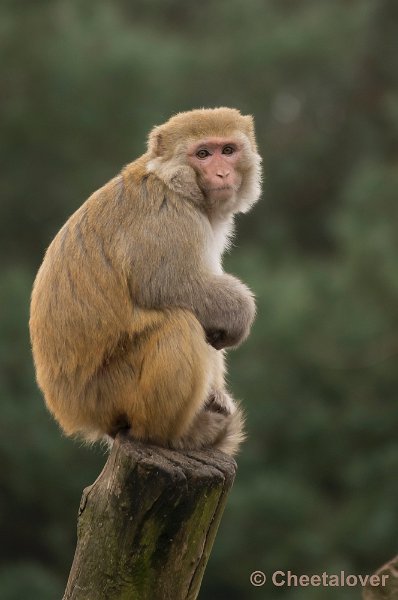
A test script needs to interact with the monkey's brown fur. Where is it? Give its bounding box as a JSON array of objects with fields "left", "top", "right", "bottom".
[{"left": 30, "top": 107, "right": 262, "bottom": 455}]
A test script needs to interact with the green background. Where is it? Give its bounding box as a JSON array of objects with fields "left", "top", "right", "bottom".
[{"left": 1, "top": 1, "right": 397, "bottom": 598}]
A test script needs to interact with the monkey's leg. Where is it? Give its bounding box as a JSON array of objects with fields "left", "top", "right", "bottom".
[
  {"left": 205, "top": 348, "right": 246, "bottom": 456},
  {"left": 173, "top": 347, "right": 245, "bottom": 456},
  {"left": 117, "top": 308, "right": 235, "bottom": 451},
  {"left": 204, "top": 349, "right": 237, "bottom": 415},
  {"left": 94, "top": 310, "right": 243, "bottom": 455}
]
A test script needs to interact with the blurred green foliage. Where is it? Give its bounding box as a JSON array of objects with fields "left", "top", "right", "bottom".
[{"left": 1, "top": 0, "right": 397, "bottom": 598}]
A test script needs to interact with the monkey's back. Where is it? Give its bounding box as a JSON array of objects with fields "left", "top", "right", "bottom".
[{"left": 29, "top": 158, "right": 208, "bottom": 433}]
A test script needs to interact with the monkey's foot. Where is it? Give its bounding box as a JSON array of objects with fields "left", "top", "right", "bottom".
[{"left": 205, "top": 390, "right": 235, "bottom": 416}]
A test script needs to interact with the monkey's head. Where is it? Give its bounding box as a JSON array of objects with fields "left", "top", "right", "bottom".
[{"left": 146, "top": 107, "right": 262, "bottom": 217}]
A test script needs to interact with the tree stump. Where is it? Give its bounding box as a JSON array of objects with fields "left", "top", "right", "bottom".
[
  {"left": 63, "top": 432, "right": 237, "bottom": 600},
  {"left": 363, "top": 556, "right": 398, "bottom": 600}
]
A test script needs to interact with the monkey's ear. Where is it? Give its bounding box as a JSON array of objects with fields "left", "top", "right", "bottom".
[
  {"left": 147, "top": 127, "right": 165, "bottom": 157},
  {"left": 243, "top": 115, "right": 258, "bottom": 151},
  {"left": 243, "top": 114, "right": 254, "bottom": 130}
]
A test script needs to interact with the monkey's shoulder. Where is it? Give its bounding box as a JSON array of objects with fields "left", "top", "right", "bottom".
[{"left": 119, "top": 158, "right": 203, "bottom": 223}]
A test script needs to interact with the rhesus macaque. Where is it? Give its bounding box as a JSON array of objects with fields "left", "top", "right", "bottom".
[{"left": 29, "top": 107, "right": 262, "bottom": 456}]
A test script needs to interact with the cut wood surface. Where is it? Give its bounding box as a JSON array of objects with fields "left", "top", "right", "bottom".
[{"left": 63, "top": 433, "right": 237, "bottom": 600}]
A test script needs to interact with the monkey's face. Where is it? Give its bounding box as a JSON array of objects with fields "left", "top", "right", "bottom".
[
  {"left": 186, "top": 137, "right": 244, "bottom": 210},
  {"left": 147, "top": 108, "right": 262, "bottom": 215}
]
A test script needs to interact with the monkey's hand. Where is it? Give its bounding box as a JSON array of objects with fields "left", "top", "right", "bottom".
[
  {"left": 199, "top": 274, "right": 256, "bottom": 350},
  {"left": 206, "top": 329, "right": 228, "bottom": 350}
]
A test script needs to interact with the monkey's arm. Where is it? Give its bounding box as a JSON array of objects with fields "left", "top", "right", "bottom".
[
  {"left": 141, "top": 269, "right": 255, "bottom": 349},
  {"left": 129, "top": 205, "right": 255, "bottom": 349},
  {"left": 193, "top": 272, "right": 256, "bottom": 349}
]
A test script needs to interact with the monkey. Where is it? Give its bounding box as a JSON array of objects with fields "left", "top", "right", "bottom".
[{"left": 29, "top": 107, "right": 262, "bottom": 456}]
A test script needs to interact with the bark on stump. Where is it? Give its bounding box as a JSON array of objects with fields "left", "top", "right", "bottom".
[
  {"left": 63, "top": 432, "right": 237, "bottom": 600},
  {"left": 363, "top": 556, "right": 398, "bottom": 600}
]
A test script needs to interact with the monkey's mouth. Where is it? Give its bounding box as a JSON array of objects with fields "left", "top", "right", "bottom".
[{"left": 207, "top": 185, "right": 235, "bottom": 193}]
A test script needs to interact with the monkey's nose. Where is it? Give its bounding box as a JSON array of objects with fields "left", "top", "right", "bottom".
[{"left": 216, "top": 170, "right": 230, "bottom": 179}]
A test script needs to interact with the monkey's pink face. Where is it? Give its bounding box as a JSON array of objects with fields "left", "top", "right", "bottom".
[{"left": 187, "top": 137, "right": 243, "bottom": 203}]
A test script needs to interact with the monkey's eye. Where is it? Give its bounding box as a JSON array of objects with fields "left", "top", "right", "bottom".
[
  {"left": 222, "top": 145, "right": 235, "bottom": 155},
  {"left": 196, "top": 149, "right": 210, "bottom": 159}
]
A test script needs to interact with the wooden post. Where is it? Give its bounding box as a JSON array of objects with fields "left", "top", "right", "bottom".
[
  {"left": 363, "top": 556, "right": 398, "bottom": 600},
  {"left": 63, "top": 432, "right": 237, "bottom": 600}
]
